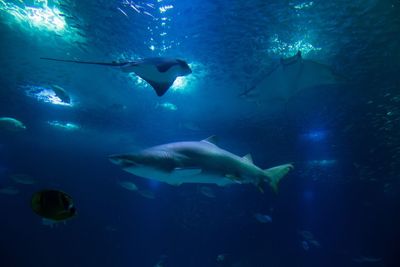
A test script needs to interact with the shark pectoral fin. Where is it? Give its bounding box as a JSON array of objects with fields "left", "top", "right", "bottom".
[
  {"left": 264, "top": 163, "right": 294, "bottom": 193},
  {"left": 256, "top": 178, "right": 265, "bottom": 193},
  {"left": 140, "top": 78, "right": 174, "bottom": 97},
  {"left": 172, "top": 168, "right": 202, "bottom": 177},
  {"left": 225, "top": 174, "right": 241, "bottom": 182}
]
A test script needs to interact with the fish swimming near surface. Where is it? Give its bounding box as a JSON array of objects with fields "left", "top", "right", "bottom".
[
  {"left": 40, "top": 57, "right": 192, "bottom": 97},
  {"left": 117, "top": 180, "right": 139, "bottom": 191},
  {"left": 254, "top": 213, "right": 273, "bottom": 223},
  {"left": 240, "top": 51, "right": 344, "bottom": 104},
  {"left": 51, "top": 85, "right": 71, "bottom": 104},
  {"left": 11, "top": 173, "right": 36, "bottom": 185},
  {"left": 155, "top": 102, "right": 178, "bottom": 111},
  {"left": 0, "top": 186, "right": 19, "bottom": 195},
  {"left": 109, "top": 136, "right": 293, "bottom": 193},
  {"left": 199, "top": 186, "right": 216, "bottom": 198},
  {"left": 0, "top": 117, "right": 26, "bottom": 131}
]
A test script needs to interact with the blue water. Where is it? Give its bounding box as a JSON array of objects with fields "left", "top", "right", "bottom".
[{"left": 1, "top": 0, "right": 399, "bottom": 266}]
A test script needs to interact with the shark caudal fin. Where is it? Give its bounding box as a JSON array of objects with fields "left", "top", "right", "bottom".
[{"left": 264, "top": 163, "right": 294, "bottom": 193}]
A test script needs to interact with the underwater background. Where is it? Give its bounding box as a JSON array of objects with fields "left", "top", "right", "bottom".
[{"left": 0, "top": 0, "right": 399, "bottom": 266}]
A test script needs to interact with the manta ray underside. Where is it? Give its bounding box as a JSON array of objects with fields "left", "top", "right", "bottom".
[
  {"left": 40, "top": 57, "right": 192, "bottom": 97},
  {"left": 240, "top": 51, "right": 345, "bottom": 104}
]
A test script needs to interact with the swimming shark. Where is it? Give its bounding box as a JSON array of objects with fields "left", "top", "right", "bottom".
[
  {"left": 240, "top": 51, "right": 344, "bottom": 103},
  {"left": 40, "top": 57, "right": 192, "bottom": 96},
  {"left": 109, "top": 136, "right": 293, "bottom": 193}
]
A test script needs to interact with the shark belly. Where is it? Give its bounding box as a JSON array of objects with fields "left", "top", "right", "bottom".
[{"left": 122, "top": 162, "right": 238, "bottom": 186}]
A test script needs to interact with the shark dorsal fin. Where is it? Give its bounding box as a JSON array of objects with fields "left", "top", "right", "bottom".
[
  {"left": 202, "top": 135, "right": 218, "bottom": 145},
  {"left": 243, "top": 154, "right": 253, "bottom": 163}
]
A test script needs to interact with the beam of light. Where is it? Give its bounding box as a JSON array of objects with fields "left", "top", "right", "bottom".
[
  {"left": 0, "top": 0, "right": 85, "bottom": 42},
  {"left": 47, "top": 121, "right": 80, "bottom": 131},
  {"left": 306, "top": 159, "right": 337, "bottom": 167},
  {"left": 0, "top": 1, "right": 65, "bottom": 32},
  {"left": 292, "top": 1, "right": 314, "bottom": 10},
  {"left": 170, "top": 62, "right": 206, "bottom": 93},
  {"left": 301, "top": 130, "right": 328, "bottom": 142},
  {"left": 23, "top": 85, "right": 73, "bottom": 106}
]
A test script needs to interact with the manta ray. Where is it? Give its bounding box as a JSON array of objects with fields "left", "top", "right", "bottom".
[
  {"left": 240, "top": 51, "right": 344, "bottom": 103},
  {"left": 41, "top": 57, "right": 192, "bottom": 96},
  {"left": 109, "top": 136, "right": 293, "bottom": 193}
]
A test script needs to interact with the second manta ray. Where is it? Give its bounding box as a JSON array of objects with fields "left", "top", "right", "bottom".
[
  {"left": 41, "top": 57, "right": 192, "bottom": 96},
  {"left": 109, "top": 136, "right": 293, "bottom": 193},
  {"left": 240, "top": 51, "right": 344, "bottom": 103}
]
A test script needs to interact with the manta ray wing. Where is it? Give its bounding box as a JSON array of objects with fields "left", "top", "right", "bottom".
[
  {"left": 297, "top": 60, "right": 341, "bottom": 89},
  {"left": 139, "top": 77, "right": 175, "bottom": 96},
  {"left": 156, "top": 62, "right": 178, "bottom": 73}
]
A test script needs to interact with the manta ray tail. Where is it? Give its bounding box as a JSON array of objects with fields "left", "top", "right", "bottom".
[
  {"left": 264, "top": 163, "right": 294, "bottom": 193},
  {"left": 40, "top": 57, "right": 129, "bottom": 67}
]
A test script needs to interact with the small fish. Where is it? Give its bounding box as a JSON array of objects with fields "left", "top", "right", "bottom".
[
  {"left": 0, "top": 117, "right": 26, "bottom": 131},
  {"left": 298, "top": 230, "right": 320, "bottom": 249},
  {"left": 199, "top": 186, "right": 216, "bottom": 198},
  {"left": 118, "top": 181, "right": 138, "bottom": 191},
  {"left": 156, "top": 102, "right": 178, "bottom": 111},
  {"left": 216, "top": 253, "right": 228, "bottom": 262},
  {"left": 51, "top": 85, "right": 71, "bottom": 104},
  {"left": 138, "top": 190, "right": 155, "bottom": 199},
  {"left": 0, "top": 186, "right": 19, "bottom": 195},
  {"left": 117, "top": 7, "right": 129, "bottom": 18},
  {"left": 254, "top": 213, "right": 272, "bottom": 223},
  {"left": 11, "top": 173, "right": 36, "bottom": 185},
  {"left": 105, "top": 226, "right": 118, "bottom": 232},
  {"left": 301, "top": 240, "right": 310, "bottom": 251},
  {"left": 41, "top": 218, "right": 66, "bottom": 228},
  {"left": 298, "top": 230, "right": 314, "bottom": 240},
  {"left": 31, "top": 190, "right": 76, "bottom": 221}
]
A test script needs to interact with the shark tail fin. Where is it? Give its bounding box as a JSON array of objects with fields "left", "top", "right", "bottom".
[{"left": 264, "top": 163, "right": 294, "bottom": 193}]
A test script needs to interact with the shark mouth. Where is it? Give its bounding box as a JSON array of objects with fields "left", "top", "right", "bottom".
[{"left": 108, "top": 154, "right": 137, "bottom": 168}]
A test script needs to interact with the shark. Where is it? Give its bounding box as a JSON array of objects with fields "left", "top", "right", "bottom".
[
  {"left": 109, "top": 136, "right": 293, "bottom": 193},
  {"left": 240, "top": 51, "right": 344, "bottom": 104},
  {"left": 40, "top": 57, "right": 192, "bottom": 97}
]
